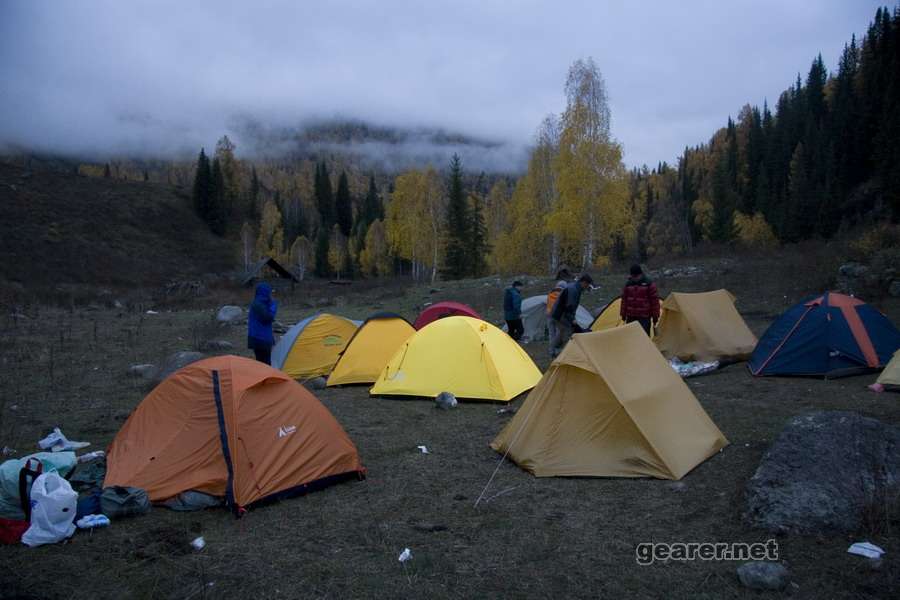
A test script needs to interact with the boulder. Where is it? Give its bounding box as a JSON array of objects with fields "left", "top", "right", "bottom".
[
  {"left": 839, "top": 262, "right": 868, "bottom": 278},
  {"left": 127, "top": 364, "right": 157, "bottom": 380},
  {"left": 435, "top": 392, "right": 458, "bottom": 410},
  {"left": 736, "top": 562, "right": 790, "bottom": 591},
  {"left": 216, "top": 305, "right": 243, "bottom": 323},
  {"left": 273, "top": 320, "right": 287, "bottom": 334},
  {"left": 745, "top": 411, "right": 900, "bottom": 534},
  {"left": 154, "top": 351, "right": 206, "bottom": 383},
  {"left": 201, "top": 340, "right": 234, "bottom": 351},
  {"left": 889, "top": 280, "right": 900, "bottom": 298}
]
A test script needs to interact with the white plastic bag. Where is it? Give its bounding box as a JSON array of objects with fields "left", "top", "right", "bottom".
[{"left": 21, "top": 473, "right": 77, "bottom": 547}]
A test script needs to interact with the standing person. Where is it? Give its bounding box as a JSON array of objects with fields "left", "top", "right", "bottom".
[
  {"left": 247, "top": 282, "right": 277, "bottom": 365},
  {"left": 549, "top": 274, "right": 594, "bottom": 357},
  {"left": 619, "top": 264, "right": 660, "bottom": 336},
  {"left": 504, "top": 280, "right": 525, "bottom": 341},
  {"left": 545, "top": 271, "right": 570, "bottom": 353}
]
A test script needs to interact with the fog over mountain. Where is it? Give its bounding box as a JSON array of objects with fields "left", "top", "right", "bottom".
[{"left": 0, "top": 0, "right": 884, "bottom": 172}]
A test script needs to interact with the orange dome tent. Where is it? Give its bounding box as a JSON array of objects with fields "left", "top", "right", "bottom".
[{"left": 104, "top": 355, "right": 364, "bottom": 514}]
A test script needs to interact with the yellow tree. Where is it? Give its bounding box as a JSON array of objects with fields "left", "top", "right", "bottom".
[
  {"left": 492, "top": 170, "right": 547, "bottom": 273},
  {"left": 255, "top": 200, "right": 286, "bottom": 262},
  {"left": 553, "top": 58, "right": 631, "bottom": 270},
  {"left": 385, "top": 167, "right": 443, "bottom": 281},
  {"left": 360, "top": 219, "right": 391, "bottom": 276},
  {"left": 328, "top": 225, "right": 349, "bottom": 280}
]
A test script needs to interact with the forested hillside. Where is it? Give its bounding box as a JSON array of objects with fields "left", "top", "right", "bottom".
[{"left": 14, "top": 5, "right": 898, "bottom": 283}]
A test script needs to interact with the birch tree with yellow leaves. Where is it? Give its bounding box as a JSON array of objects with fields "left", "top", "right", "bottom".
[
  {"left": 385, "top": 167, "right": 444, "bottom": 282},
  {"left": 552, "top": 58, "right": 630, "bottom": 270}
]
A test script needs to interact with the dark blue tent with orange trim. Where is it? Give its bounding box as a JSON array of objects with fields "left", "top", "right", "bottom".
[{"left": 749, "top": 292, "right": 900, "bottom": 378}]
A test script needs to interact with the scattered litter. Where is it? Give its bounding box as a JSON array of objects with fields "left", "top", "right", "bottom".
[
  {"left": 496, "top": 407, "right": 517, "bottom": 415},
  {"left": 191, "top": 536, "right": 206, "bottom": 551},
  {"left": 76, "top": 514, "right": 110, "bottom": 529},
  {"left": 1, "top": 447, "right": 15, "bottom": 456},
  {"left": 398, "top": 547, "right": 412, "bottom": 562},
  {"left": 38, "top": 428, "right": 90, "bottom": 452},
  {"left": 669, "top": 357, "right": 719, "bottom": 378},
  {"left": 146, "top": 310, "right": 158, "bottom": 315},
  {"left": 847, "top": 541, "right": 884, "bottom": 559},
  {"left": 77, "top": 451, "right": 105, "bottom": 463},
  {"left": 417, "top": 445, "right": 429, "bottom": 454},
  {"left": 868, "top": 383, "right": 884, "bottom": 393}
]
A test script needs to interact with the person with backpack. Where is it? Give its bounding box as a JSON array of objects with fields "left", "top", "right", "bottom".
[
  {"left": 549, "top": 274, "right": 593, "bottom": 357},
  {"left": 545, "top": 269, "right": 571, "bottom": 354},
  {"left": 503, "top": 280, "right": 525, "bottom": 341},
  {"left": 619, "top": 264, "right": 660, "bottom": 336},
  {"left": 247, "top": 282, "right": 277, "bottom": 364}
]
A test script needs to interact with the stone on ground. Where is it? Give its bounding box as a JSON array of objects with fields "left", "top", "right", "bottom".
[
  {"left": 736, "top": 561, "right": 790, "bottom": 590},
  {"left": 154, "top": 351, "right": 206, "bottom": 383},
  {"left": 216, "top": 305, "right": 243, "bottom": 323}
]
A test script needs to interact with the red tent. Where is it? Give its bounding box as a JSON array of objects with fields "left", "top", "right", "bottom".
[{"left": 413, "top": 301, "right": 481, "bottom": 329}]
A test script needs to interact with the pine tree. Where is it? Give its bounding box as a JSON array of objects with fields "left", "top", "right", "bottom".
[
  {"left": 315, "top": 162, "right": 335, "bottom": 229},
  {"left": 314, "top": 227, "right": 330, "bottom": 278},
  {"left": 248, "top": 166, "right": 260, "bottom": 221},
  {"left": 443, "top": 154, "right": 469, "bottom": 280},
  {"left": 362, "top": 175, "right": 383, "bottom": 227},
  {"left": 103, "top": 163, "right": 111, "bottom": 178},
  {"left": 468, "top": 192, "right": 489, "bottom": 277},
  {"left": 191, "top": 149, "right": 212, "bottom": 224},
  {"left": 209, "top": 157, "right": 226, "bottom": 236},
  {"left": 335, "top": 171, "right": 353, "bottom": 237}
]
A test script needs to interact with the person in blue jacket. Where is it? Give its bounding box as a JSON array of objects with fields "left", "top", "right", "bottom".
[
  {"left": 504, "top": 280, "right": 524, "bottom": 341},
  {"left": 247, "top": 282, "right": 277, "bottom": 364}
]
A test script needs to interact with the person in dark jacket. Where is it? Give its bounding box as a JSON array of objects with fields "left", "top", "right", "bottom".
[
  {"left": 504, "top": 281, "right": 524, "bottom": 341},
  {"left": 549, "top": 274, "right": 593, "bottom": 357},
  {"left": 247, "top": 282, "right": 277, "bottom": 364},
  {"left": 619, "top": 264, "right": 660, "bottom": 336}
]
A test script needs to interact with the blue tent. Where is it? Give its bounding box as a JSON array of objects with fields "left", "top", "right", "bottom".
[{"left": 749, "top": 292, "right": 900, "bottom": 378}]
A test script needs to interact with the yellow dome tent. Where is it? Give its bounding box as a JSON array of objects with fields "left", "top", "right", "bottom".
[
  {"left": 327, "top": 313, "right": 416, "bottom": 386},
  {"left": 272, "top": 314, "right": 360, "bottom": 379},
  {"left": 876, "top": 349, "right": 900, "bottom": 387},
  {"left": 654, "top": 290, "right": 757, "bottom": 362},
  {"left": 370, "top": 316, "right": 542, "bottom": 402},
  {"left": 589, "top": 297, "right": 623, "bottom": 332},
  {"left": 491, "top": 323, "right": 729, "bottom": 479}
]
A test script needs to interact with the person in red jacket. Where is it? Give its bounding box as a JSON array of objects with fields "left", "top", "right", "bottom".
[{"left": 619, "top": 264, "right": 660, "bottom": 336}]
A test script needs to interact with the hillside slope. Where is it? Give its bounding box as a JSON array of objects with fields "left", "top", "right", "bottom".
[{"left": 0, "top": 163, "right": 235, "bottom": 299}]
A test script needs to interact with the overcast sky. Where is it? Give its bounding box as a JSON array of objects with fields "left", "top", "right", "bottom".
[{"left": 0, "top": 0, "right": 886, "bottom": 171}]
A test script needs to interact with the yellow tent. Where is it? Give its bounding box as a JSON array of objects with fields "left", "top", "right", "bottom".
[
  {"left": 328, "top": 313, "right": 416, "bottom": 386},
  {"left": 491, "top": 323, "right": 729, "bottom": 479},
  {"left": 654, "top": 290, "right": 757, "bottom": 362},
  {"left": 876, "top": 349, "right": 900, "bottom": 386},
  {"left": 590, "top": 297, "right": 623, "bottom": 332},
  {"left": 370, "top": 316, "right": 542, "bottom": 402},
  {"left": 272, "top": 313, "right": 360, "bottom": 379}
]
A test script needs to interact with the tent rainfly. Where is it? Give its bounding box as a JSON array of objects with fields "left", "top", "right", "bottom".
[
  {"left": 104, "top": 355, "right": 365, "bottom": 513},
  {"left": 272, "top": 314, "right": 360, "bottom": 379},
  {"left": 371, "top": 316, "right": 542, "bottom": 401},
  {"left": 491, "top": 323, "right": 729, "bottom": 480},
  {"left": 509, "top": 295, "right": 593, "bottom": 341},
  {"left": 654, "top": 290, "right": 757, "bottom": 362},
  {"left": 328, "top": 313, "right": 416, "bottom": 386}
]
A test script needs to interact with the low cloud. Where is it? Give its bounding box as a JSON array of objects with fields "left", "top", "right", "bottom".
[{"left": 0, "top": 0, "right": 884, "bottom": 171}]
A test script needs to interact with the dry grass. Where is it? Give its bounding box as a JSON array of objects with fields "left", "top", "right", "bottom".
[{"left": 1, "top": 247, "right": 899, "bottom": 599}]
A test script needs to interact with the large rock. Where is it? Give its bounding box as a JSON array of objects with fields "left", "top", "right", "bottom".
[
  {"left": 154, "top": 351, "right": 206, "bottom": 383},
  {"left": 839, "top": 262, "right": 869, "bottom": 278},
  {"left": 889, "top": 280, "right": 900, "bottom": 298},
  {"left": 216, "top": 305, "right": 243, "bottom": 323},
  {"left": 736, "top": 562, "right": 790, "bottom": 591},
  {"left": 745, "top": 411, "right": 900, "bottom": 534}
]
